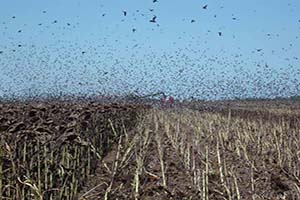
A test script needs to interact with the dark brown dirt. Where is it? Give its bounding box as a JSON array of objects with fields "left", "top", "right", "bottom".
[
  {"left": 79, "top": 105, "right": 300, "bottom": 200},
  {"left": 1, "top": 100, "right": 300, "bottom": 199},
  {"left": 78, "top": 128, "right": 198, "bottom": 200},
  {"left": 0, "top": 101, "right": 150, "bottom": 199}
]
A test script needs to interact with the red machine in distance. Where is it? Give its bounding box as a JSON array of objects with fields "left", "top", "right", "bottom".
[
  {"left": 124, "top": 92, "right": 175, "bottom": 108},
  {"left": 160, "top": 93, "right": 175, "bottom": 108}
]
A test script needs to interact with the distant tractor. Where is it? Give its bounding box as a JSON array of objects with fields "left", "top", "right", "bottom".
[
  {"left": 160, "top": 93, "right": 175, "bottom": 108},
  {"left": 124, "top": 92, "right": 175, "bottom": 108}
]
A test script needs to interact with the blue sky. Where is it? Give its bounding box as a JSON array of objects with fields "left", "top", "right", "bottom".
[{"left": 0, "top": 0, "right": 299, "bottom": 99}]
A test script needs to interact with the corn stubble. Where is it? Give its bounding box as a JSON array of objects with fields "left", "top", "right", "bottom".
[
  {"left": 0, "top": 102, "right": 147, "bottom": 200},
  {"left": 1, "top": 102, "right": 300, "bottom": 199},
  {"left": 81, "top": 105, "right": 300, "bottom": 200}
]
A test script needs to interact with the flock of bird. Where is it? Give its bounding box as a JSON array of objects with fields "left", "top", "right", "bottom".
[{"left": 0, "top": 1, "right": 299, "bottom": 100}]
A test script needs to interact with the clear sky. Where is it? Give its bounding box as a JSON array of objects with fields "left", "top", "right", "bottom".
[{"left": 0, "top": 0, "right": 299, "bottom": 100}]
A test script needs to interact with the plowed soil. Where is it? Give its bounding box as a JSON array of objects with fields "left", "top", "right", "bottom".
[{"left": 1, "top": 101, "right": 300, "bottom": 200}]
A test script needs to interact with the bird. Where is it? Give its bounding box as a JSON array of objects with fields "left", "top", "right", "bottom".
[
  {"left": 52, "top": 20, "right": 58, "bottom": 24},
  {"left": 12, "top": 16, "right": 16, "bottom": 19},
  {"left": 232, "top": 17, "right": 237, "bottom": 20},
  {"left": 191, "top": 19, "right": 196, "bottom": 23},
  {"left": 0, "top": 51, "right": 3, "bottom": 54},
  {"left": 102, "top": 13, "right": 106, "bottom": 17},
  {"left": 82, "top": 51, "right": 86, "bottom": 54},
  {"left": 122, "top": 11, "right": 127, "bottom": 16},
  {"left": 218, "top": 32, "right": 222, "bottom": 36},
  {"left": 18, "top": 30, "right": 22, "bottom": 33},
  {"left": 149, "top": 8, "right": 154, "bottom": 12},
  {"left": 203, "top": 5, "right": 208, "bottom": 9},
  {"left": 132, "top": 28, "right": 137, "bottom": 33},
  {"left": 67, "top": 23, "right": 71, "bottom": 26},
  {"left": 38, "top": 23, "right": 42, "bottom": 26},
  {"left": 153, "top": 0, "right": 158, "bottom": 3},
  {"left": 18, "top": 44, "right": 22, "bottom": 47},
  {"left": 150, "top": 15, "right": 157, "bottom": 23},
  {"left": 256, "top": 49, "right": 263, "bottom": 52},
  {"left": 42, "top": 10, "right": 47, "bottom": 13}
]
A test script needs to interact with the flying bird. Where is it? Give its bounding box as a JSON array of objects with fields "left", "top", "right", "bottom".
[
  {"left": 102, "top": 13, "right": 106, "bottom": 17},
  {"left": 153, "top": 0, "right": 158, "bottom": 3},
  {"left": 150, "top": 15, "right": 157, "bottom": 23},
  {"left": 203, "top": 5, "right": 208, "bottom": 9},
  {"left": 18, "top": 30, "right": 22, "bottom": 33},
  {"left": 149, "top": 8, "right": 154, "bottom": 12},
  {"left": 42, "top": 11, "right": 47, "bottom": 13},
  {"left": 18, "top": 44, "right": 22, "bottom": 47},
  {"left": 256, "top": 48, "right": 262, "bottom": 52},
  {"left": 218, "top": 32, "right": 222, "bottom": 36},
  {"left": 191, "top": 19, "right": 196, "bottom": 23},
  {"left": 52, "top": 20, "right": 58, "bottom": 24},
  {"left": 132, "top": 28, "right": 137, "bottom": 32},
  {"left": 0, "top": 51, "right": 3, "bottom": 54},
  {"left": 122, "top": 11, "right": 127, "bottom": 16},
  {"left": 12, "top": 16, "right": 16, "bottom": 19}
]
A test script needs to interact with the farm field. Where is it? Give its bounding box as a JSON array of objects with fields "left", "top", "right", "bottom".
[
  {"left": 0, "top": 101, "right": 149, "bottom": 200},
  {"left": 1, "top": 100, "right": 300, "bottom": 199},
  {"left": 1, "top": 0, "right": 299, "bottom": 199}
]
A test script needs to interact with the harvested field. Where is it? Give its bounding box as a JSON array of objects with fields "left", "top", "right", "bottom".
[
  {"left": 1, "top": 101, "right": 300, "bottom": 199},
  {"left": 1, "top": 0, "right": 299, "bottom": 199},
  {"left": 187, "top": 101, "right": 300, "bottom": 130},
  {"left": 0, "top": 101, "right": 149, "bottom": 199},
  {"left": 79, "top": 104, "right": 300, "bottom": 200}
]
